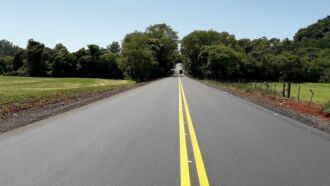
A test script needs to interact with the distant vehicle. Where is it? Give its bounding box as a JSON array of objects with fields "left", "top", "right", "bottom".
[{"left": 179, "top": 70, "right": 183, "bottom": 74}]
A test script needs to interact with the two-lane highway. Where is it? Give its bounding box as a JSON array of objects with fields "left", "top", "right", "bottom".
[{"left": 0, "top": 76, "right": 330, "bottom": 186}]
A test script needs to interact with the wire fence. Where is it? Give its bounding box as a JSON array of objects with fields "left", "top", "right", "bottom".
[{"left": 219, "top": 81, "right": 330, "bottom": 105}]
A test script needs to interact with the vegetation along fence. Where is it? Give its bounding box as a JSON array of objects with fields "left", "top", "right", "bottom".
[{"left": 219, "top": 82, "right": 330, "bottom": 105}]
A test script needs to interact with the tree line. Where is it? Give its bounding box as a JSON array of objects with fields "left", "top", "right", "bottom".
[
  {"left": 181, "top": 16, "right": 330, "bottom": 82},
  {"left": 0, "top": 24, "right": 179, "bottom": 82},
  {"left": 1, "top": 16, "right": 330, "bottom": 82},
  {"left": 0, "top": 39, "right": 124, "bottom": 79}
]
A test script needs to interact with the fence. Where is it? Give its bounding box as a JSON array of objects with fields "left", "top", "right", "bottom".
[{"left": 220, "top": 81, "right": 330, "bottom": 105}]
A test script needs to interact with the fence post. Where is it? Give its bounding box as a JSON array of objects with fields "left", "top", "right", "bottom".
[
  {"left": 309, "top": 89, "right": 314, "bottom": 106},
  {"left": 265, "top": 83, "right": 270, "bottom": 95},
  {"left": 297, "top": 85, "right": 300, "bottom": 102},
  {"left": 287, "top": 82, "right": 291, "bottom": 98},
  {"left": 282, "top": 82, "right": 286, "bottom": 97},
  {"left": 274, "top": 83, "right": 276, "bottom": 95}
]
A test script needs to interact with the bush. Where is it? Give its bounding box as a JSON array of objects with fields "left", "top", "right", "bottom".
[
  {"left": 319, "top": 68, "right": 330, "bottom": 82},
  {"left": 321, "top": 100, "right": 330, "bottom": 117}
]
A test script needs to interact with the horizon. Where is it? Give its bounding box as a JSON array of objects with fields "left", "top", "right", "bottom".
[{"left": 1, "top": 0, "right": 329, "bottom": 51}]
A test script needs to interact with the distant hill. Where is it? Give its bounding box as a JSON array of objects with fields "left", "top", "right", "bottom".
[{"left": 294, "top": 16, "right": 330, "bottom": 48}]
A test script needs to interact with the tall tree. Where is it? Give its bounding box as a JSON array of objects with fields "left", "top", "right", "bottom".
[
  {"left": 107, "top": 41, "right": 121, "bottom": 53},
  {"left": 52, "top": 43, "right": 77, "bottom": 76},
  {"left": 12, "top": 50, "right": 24, "bottom": 71},
  {"left": 199, "top": 44, "right": 243, "bottom": 80},
  {"left": 0, "top": 39, "right": 21, "bottom": 57},
  {"left": 146, "top": 23, "right": 179, "bottom": 77},
  {"left": 181, "top": 30, "right": 239, "bottom": 78},
  {"left": 276, "top": 52, "right": 306, "bottom": 82},
  {"left": 146, "top": 23, "right": 178, "bottom": 40},
  {"left": 0, "top": 56, "right": 13, "bottom": 73},
  {"left": 26, "top": 39, "right": 48, "bottom": 76},
  {"left": 121, "top": 32, "right": 157, "bottom": 81},
  {"left": 98, "top": 53, "right": 123, "bottom": 78}
]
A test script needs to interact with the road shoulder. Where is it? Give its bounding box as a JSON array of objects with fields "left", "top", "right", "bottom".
[{"left": 197, "top": 79, "right": 330, "bottom": 135}]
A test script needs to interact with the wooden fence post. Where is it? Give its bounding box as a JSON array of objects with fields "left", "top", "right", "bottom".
[
  {"left": 282, "top": 82, "right": 286, "bottom": 97},
  {"left": 297, "top": 85, "right": 300, "bottom": 102},
  {"left": 265, "top": 83, "right": 269, "bottom": 95},
  {"left": 287, "top": 82, "right": 291, "bottom": 98},
  {"left": 309, "top": 89, "right": 314, "bottom": 106}
]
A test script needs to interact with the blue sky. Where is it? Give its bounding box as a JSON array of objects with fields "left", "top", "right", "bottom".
[{"left": 1, "top": 0, "right": 329, "bottom": 51}]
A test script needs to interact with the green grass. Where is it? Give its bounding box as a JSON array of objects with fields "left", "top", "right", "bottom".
[
  {"left": 0, "top": 76, "right": 135, "bottom": 106},
  {"left": 322, "top": 100, "right": 330, "bottom": 116},
  {"left": 204, "top": 80, "right": 330, "bottom": 105}
]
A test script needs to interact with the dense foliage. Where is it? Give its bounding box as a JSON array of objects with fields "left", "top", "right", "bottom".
[
  {"left": 1, "top": 17, "right": 329, "bottom": 82},
  {"left": 181, "top": 16, "right": 330, "bottom": 82},
  {"left": 0, "top": 40, "right": 21, "bottom": 58},
  {"left": 0, "top": 24, "right": 178, "bottom": 81},
  {"left": 0, "top": 39, "right": 124, "bottom": 79},
  {"left": 120, "top": 24, "right": 178, "bottom": 81},
  {"left": 294, "top": 16, "right": 330, "bottom": 48}
]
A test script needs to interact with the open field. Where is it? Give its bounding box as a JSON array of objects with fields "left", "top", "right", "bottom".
[
  {"left": 0, "top": 76, "right": 135, "bottom": 107},
  {"left": 204, "top": 80, "right": 330, "bottom": 105}
]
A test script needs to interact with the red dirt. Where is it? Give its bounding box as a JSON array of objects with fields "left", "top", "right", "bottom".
[{"left": 226, "top": 86, "right": 330, "bottom": 124}]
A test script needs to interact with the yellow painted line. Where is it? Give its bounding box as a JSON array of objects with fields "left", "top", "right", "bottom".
[
  {"left": 180, "top": 78, "right": 210, "bottom": 186},
  {"left": 178, "top": 78, "right": 191, "bottom": 186}
]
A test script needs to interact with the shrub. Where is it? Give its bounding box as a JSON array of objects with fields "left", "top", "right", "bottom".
[{"left": 321, "top": 99, "right": 330, "bottom": 117}]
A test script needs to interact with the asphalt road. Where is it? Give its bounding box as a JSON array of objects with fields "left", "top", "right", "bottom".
[{"left": 0, "top": 76, "right": 330, "bottom": 186}]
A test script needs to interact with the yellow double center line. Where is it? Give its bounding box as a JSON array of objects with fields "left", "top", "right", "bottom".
[{"left": 178, "top": 77, "right": 210, "bottom": 186}]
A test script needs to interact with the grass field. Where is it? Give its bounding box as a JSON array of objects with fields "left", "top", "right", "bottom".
[
  {"left": 204, "top": 80, "right": 330, "bottom": 105},
  {"left": 0, "top": 76, "right": 135, "bottom": 106}
]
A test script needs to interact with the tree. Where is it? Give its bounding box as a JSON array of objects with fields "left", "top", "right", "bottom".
[
  {"left": 88, "top": 44, "right": 101, "bottom": 64},
  {"left": 0, "top": 40, "right": 21, "bottom": 57},
  {"left": 294, "top": 16, "right": 330, "bottom": 42},
  {"left": 0, "top": 19, "right": 328, "bottom": 82},
  {"left": 199, "top": 45, "right": 243, "bottom": 80},
  {"left": 77, "top": 55, "right": 94, "bottom": 77},
  {"left": 120, "top": 24, "right": 179, "bottom": 81},
  {"left": 276, "top": 52, "right": 306, "bottom": 82},
  {"left": 146, "top": 23, "right": 179, "bottom": 77},
  {"left": 320, "top": 68, "right": 330, "bottom": 82},
  {"left": 26, "top": 39, "right": 48, "bottom": 76},
  {"left": 146, "top": 23, "right": 178, "bottom": 40},
  {"left": 294, "top": 16, "right": 330, "bottom": 48},
  {"left": 98, "top": 53, "right": 123, "bottom": 78},
  {"left": 238, "top": 38, "right": 253, "bottom": 53},
  {"left": 305, "top": 48, "right": 330, "bottom": 82},
  {"left": 0, "top": 56, "right": 13, "bottom": 73},
  {"left": 12, "top": 50, "right": 24, "bottom": 71},
  {"left": 0, "top": 58, "right": 4, "bottom": 74},
  {"left": 76, "top": 45, "right": 101, "bottom": 77},
  {"left": 107, "top": 41, "right": 121, "bottom": 53},
  {"left": 121, "top": 32, "right": 157, "bottom": 81},
  {"left": 52, "top": 44, "right": 77, "bottom": 76},
  {"left": 181, "top": 30, "right": 240, "bottom": 78},
  {"left": 259, "top": 53, "right": 280, "bottom": 81}
]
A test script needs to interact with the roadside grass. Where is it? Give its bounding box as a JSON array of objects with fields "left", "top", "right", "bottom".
[
  {"left": 322, "top": 100, "right": 330, "bottom": 117},
  {"left": 204, "top": 80, "right": 330, "bottom": 105},
  {"left": 0, "top": 76, "right": 135, "bottom": 108}
]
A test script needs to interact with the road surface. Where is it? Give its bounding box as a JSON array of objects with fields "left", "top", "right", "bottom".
[{"left": 0, "top": 76, "right": 330, "bottom": 186}]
